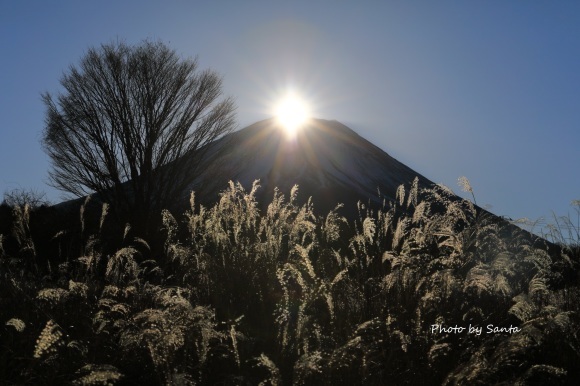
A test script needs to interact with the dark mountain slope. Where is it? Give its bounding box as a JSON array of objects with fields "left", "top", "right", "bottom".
[{"left": 188, "top": 118, "right": 434, "bottom": 215}]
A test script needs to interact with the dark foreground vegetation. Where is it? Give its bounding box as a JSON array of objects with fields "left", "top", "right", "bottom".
[{"left": 1, "top": 179, "right": 579, "bottom": 385}]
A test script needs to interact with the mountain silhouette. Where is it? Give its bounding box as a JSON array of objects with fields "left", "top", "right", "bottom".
[
  {"left": 188, "top": 118, "right": 434, "bottom": 216},
  {"left": 50, "top": 117, "right": 438, "bottom": 224}
]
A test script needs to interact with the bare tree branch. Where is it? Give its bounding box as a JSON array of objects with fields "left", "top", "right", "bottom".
[{"left": 42, "top": 40, "right": 236, "bottom": 230}]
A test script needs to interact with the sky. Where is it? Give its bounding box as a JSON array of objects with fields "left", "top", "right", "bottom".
[{"left": 1, "top": 1, "right": 579, "bottom": 229}]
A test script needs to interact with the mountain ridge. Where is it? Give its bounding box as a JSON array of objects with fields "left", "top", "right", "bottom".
[{"left": 188, "top": 117, "right": 435, "bottom": 216}]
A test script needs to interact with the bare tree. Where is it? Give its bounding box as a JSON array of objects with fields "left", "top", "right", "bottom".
[
  {"left": 42, "top": 40, "right": 236, "bottom": 229},
  {"left": 2, "top": 188, "right": 50, "bottom": 208}
]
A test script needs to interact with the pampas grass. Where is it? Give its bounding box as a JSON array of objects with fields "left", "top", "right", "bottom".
[{"left": 0, "top": 178, "right": 579, "bottom": 385}]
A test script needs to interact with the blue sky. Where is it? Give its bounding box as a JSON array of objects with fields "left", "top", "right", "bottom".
[{"left": 1, "top": 1, "right": 579, "bottom": 227}]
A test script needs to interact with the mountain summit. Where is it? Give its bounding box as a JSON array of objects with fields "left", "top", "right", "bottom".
[{"left": 190, "top": 118, "right": 433, "bottom": 215}]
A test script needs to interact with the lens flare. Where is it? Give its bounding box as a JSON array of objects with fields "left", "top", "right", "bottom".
[{"left": 274, "top": 93, "right": 310, "bottom": 137}]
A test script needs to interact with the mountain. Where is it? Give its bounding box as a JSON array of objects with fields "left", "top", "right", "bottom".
[
  {"left": 49, "top": 117, "right": 436, "bottom": 225},
  {"left": 188, "top": 118, "right": 434, "bottom": 216}
]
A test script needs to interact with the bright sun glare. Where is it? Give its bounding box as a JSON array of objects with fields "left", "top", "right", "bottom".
[{"left": 274, "top": 93, "right": 310, "bottom": 137}]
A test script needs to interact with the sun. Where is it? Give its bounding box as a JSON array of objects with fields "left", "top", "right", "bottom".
[{"left": 274, "top": 93, "right": 310, "bottom": 137}]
